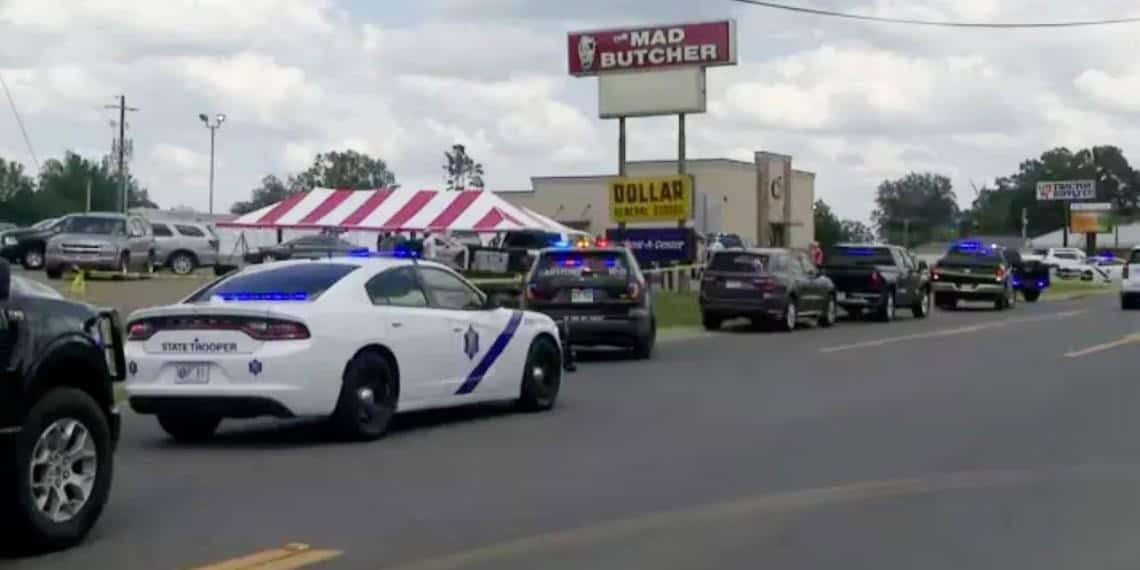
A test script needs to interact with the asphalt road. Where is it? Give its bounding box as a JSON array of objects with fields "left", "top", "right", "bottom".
[{"left": 7, "top": 293, "right": 1140, "bottom": 569}]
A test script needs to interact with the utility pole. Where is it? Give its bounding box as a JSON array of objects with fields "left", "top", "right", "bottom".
[
  {"left": 1021, "top": 208, "right": 1028, "bottom": 245},
  {"left": 199, "top": 113, "right": 226, "bottom": 215},
  {"left": 105, "top": 95, "right": 138, "bottom": 214},
  {"left": 85, "top": 178, "right": 92, "bottom": 212}
]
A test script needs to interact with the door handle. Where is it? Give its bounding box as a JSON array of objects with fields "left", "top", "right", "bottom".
[
  {"left": 391, "top": 322, "right": 403, "bottom": 328},
  {"left": 452, "top": 327, "right": 463, "bottom": 333}
]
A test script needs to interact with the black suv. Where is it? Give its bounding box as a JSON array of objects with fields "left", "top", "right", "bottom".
[
  {"left": 0, "top": 217, "right": 63, "bottom": 270},
  {"left": 700, "top": 248, "right": 837, "bottom": 332},
  {"left": 521, "top": 247, "right": 655, "bottom": 359},
  {"left": 0, "top": 260, "right": 125, "bottom": 551}
]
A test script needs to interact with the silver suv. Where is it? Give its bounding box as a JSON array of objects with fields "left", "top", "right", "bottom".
[
  {"left": 150, "top": 221, "right": 219, "bottom": 275},
  {"left": 44, "top": 213, "right": 156, "bottom": 279}
]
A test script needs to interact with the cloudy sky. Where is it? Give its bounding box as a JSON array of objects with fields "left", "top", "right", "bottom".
[{"left": 2, "top": 0, "right": 1139, "bottom": 221}]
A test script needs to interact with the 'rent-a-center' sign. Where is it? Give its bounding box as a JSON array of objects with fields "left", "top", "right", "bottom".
[{"left": 568, "top": 21, "right": 736, "bottom": 76}]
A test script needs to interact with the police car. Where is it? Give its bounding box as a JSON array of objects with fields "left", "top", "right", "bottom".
[{"left": 124, "top": 254, "right": 570, "bottom": 442}]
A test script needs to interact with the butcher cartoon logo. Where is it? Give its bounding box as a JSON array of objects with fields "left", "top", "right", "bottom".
[{"left": 578, "top": 35, "right": 597, "bottom": 70}]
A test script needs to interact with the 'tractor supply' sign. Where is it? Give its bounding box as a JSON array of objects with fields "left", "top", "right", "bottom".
[
  {"left": 568, "top": 21, "right": 736, "bottom": 76},
  {"left": 609, "top": 175, "right": 692, "bottom": 223},
  {"left": 1036, "top": 180, "right": 1095, "bottom": 201}
]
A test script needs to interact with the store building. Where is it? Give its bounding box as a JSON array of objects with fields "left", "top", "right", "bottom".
[{"left": 500, "top": 152, "right": 815, "bottom": 248}]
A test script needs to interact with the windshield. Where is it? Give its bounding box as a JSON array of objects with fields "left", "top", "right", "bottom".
[
  {"left": 186, "top": 263, "right": 358, "bottom": 302},
  {"left": 708, "top": 251, "right": 777, "bottom": 272},
  {"left": 533, "top": 251, "right": 630, "bottom": 283},
  {"left": 825, "top": 246, "right": 893, "bottom": 266},
  {"left": 58, "top": 216, "right": 125, "bottom": 235}
]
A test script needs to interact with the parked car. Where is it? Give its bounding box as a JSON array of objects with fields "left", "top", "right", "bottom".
[
  {"left": 1038, "top": 247, "right": 1087, "bottom": 277},
  {"left": 243, "top": 234, "right": 359, "bottom": 264},
  {"left": 1079, "top": 255, "right": 1124, "bottom": 282},
  {"left": 44, "top": 213, "right": 156, "bottom": 279},
  {"left": 931, "top": 241, "right": 1021, "bottom": 310},
  {"left": 520, "top": 246, "right": 655, "bottom": 358},
  {"left": 150, "top": 221, "right": 219, "bottom": 275},
  {"left": 1, "top": 217, "right": 63, "bottom": 270},
  {"left": 0, "top": 259, "right": 125, "bottom": 550},
  {"left": 422, "top": 232, "right": 469, "bottom": 269},
  {"left": 1120, "top": 247, "right": 1140, "bottom": 309},
  {"left": 820, "top": 243, "right": 930, "bottom": 321},
  {"left": 700, "top": 248, "right": 836, "bottom": 332}
]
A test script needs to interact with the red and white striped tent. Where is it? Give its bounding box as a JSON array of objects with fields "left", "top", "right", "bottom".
[{"left": 217, "top": 188, "right": 580, "bottom": 234}]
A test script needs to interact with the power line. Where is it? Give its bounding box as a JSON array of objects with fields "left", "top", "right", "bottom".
[
  {"left": 0, "top": 71, "right": 40, "bottom": 172},
  {"left": 730, "top": 0, "right": 1140, "bottom": 28}
]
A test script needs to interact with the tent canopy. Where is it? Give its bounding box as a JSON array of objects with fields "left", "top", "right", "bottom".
[{"left": 218, "top": 188, "right": 584, "bottom": 235}]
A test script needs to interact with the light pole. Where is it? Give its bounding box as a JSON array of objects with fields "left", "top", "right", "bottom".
[{"left": 199, "top": 113, "right": 226, "bottom": 214}]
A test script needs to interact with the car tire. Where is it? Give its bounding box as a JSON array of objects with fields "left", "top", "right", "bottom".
[
  {"left": 875, "top": 290, "right": 896, "bottom": 322},
  {"left": 1023, "top": 289, "right": 1041, "bottom": 303},
  {"left": 329, "top": 352, "right": 397, "bottom": 441},
  {"left": 818, "top": 294, "right": 837, "bottom": 328},
  {"left": 631, "top": 319, "right": 656, "bottom": 360},
  {"left": 22, "top": 248, "right": 44, "bottom": 270},
  {"left": 0, "top": 388, "right": 113, "bottom": 553},
  {"left": 157, "top": 414, "right": 221, "bottom": 443},
  {"left": 779, "top": 298, "right": 798, "bottom": 332},
  {"left": 169, "top": 252, "right": 196, "bottom": 276},
  {"left": 45, "top": 266, "right": 63, "bottom": 280},
  {"left": 518, "top": 337, "right": 562, "bottom": 412},
  {"left": 911, "top": 289, "right": 930, "bottom": 319},
  {"left": 701, "top": 312, "right": 723, "bottom": 331}
]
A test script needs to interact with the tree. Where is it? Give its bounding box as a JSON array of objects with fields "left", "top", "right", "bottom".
[
  {"left": 871, "top": 172, "right": 959, "bottom": 247},
  {"left": 813, "top": 199, "right": 844, "bottom": 249},
  {"left": 840, "top": 220, "right": 875, "bottom": 243},
  {"left": 291, "top": 150, "right": 397, "bottom": 190},
  {"left": 443, "top": 144, "right": 485, "bottom": 190},
  {"left": 230, "top": 175, "right": 298, "bottom": 215}
]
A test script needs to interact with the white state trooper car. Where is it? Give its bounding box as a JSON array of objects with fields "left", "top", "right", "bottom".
[{"left": 123, "top": 255, "right": 571, "bottom": 442}]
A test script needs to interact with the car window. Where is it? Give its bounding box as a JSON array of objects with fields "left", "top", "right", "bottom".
[
  {"left": 365, "top": 267, "right": 429, "bottom": 307},
  {"left": 151, "top": 223, "right": 174, "bottom": 237},
  {"left": 533, "top": 250, "right": 632, "bottom": 285},
  {"left": 290, "top": 236, "right": 326, "bottom": 247},
  {"left": 709, "top": 251, "right": 772, "bottom": 273},
  {"left": 60, "top": 216, "right": 125, "bottom": 235},
  {"left": 826, "top": 246, "right": 894, "bottom": 266},
  {"left": 418, "top": 267, "right": 484, "bottom": 310},
  {"left": 186, "top": 263, "right": 359, "bottom": 302},
  {"left": 175, "top": 224, "right": 206, "bottom": 237},
  {"left": 1055, "top": 252, "right": 1078, "bottom": 260}
]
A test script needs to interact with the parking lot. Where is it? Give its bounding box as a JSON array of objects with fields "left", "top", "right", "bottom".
[{"left": 6, "top": 266, "right": 1140, "bottom": 569}]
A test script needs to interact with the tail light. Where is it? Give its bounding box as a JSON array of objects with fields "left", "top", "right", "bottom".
[
  {"left": 125, "top": 316, "right": 310, "bottom": 341},
  {"left": 751, "top": 278, "right": 777, "bottom": 292},
  {"left": 931, "top": 267, "right": 941, "bottom": 281},
  {"left": 595, "top": 238, "right": 609, "bottom": 247},
  {"left": 869, "top": 271, "right": 884, "bottom": 290},
  {"left": 627, "top": 280, "right": 644, "bottom": 302},
  {"left": 995, "top": 266, "right": 1006, "bottom": 282}
]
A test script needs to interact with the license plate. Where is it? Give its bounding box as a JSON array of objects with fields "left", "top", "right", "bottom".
[
  {"left": 173, "top": 363, "right": 210, "bottom": 385},
  {"left": 836, "top": 291, "right": 847, "bottom": 301},
  {"left": 725, "top": 280, "right": 745, "bottom": 289},
  {"left": 962, "top": 284, "right": 975, "bottom": 290},
  {"left": 571, "top": 289, "right": 594, "bottom": 303}
]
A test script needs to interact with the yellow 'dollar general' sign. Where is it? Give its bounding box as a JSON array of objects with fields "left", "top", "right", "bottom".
[{"left": 609, "top": 175, "right": 692, "bottom": 223}]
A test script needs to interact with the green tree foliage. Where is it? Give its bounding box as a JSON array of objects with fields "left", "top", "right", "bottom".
[
  {"left": 840, "top": 219, "right": 875, "bottom": 243},
  {"left": 813, "top": 199, "right": 844, "bottom": 248},
  {"left": 872, "top": 172, "right": 959, "bottom": 246},
  {"left": 0, "top": 152, "right": 156, "bottom": 226},
  {"left": 292, "top": 150, "right": 398, "bottom": 191},
  {"left": 230, "top": 175, "right": 296, "bottom": 215},
  {"left": 443, "top": 144, "right": 485, "bottom": 190}
]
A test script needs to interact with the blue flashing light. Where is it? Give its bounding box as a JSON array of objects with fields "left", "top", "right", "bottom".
[
  {"left": 218, "top": 291, "right": 308, "bottom": 302},
  {"left": 1037, "top": 281, "right": 1046, "bottom": 288},
  {"left": 1012, "top": 277, "right": 1022, "bottom": 288},
  {"left": 343, "top": 249, "right": 421, "bottom": 259},
  {"left": 838, "top": 247, "right": 877, "bottom": 256},
  {"left": 551, "top": 240, "right": 571, "bottom": 248}
]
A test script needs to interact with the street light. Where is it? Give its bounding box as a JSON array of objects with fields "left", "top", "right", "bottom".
[{"left": 199, "top": 112, "right": 226, "bottom": 214}]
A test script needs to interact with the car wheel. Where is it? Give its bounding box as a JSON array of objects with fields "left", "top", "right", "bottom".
[
  {"left": 330, "top": 352, "right": 397, "bottom": 441},
  {"left": 169, "top": 252, "right": 196, "bottom": 276},
  {"left": 780, "top": 298, "right": 798, "bottom": 332},
  {"left": 1023, "top": 289, "right": 1041, "bottom": 303},
  {"left": 45, "top": 266, "right": 63, "bottom": 280},
  {"left": 911, "top": 289, "right": 930, "bottom": 319},
  {"left": 0, "top": 388, "right": 112, "bottom": 552},
  {"left": 157, "top": 415, "right": 220, "bottom": 443},
  {"left": 818, "top": 294, "right": 837, "bottom": 328},
  {"left": 876, "top": 290, "right": 896, "bottom": 322},
  {"left": 518, "top": 337, "right": 562, "bottom": 411},
  {"left": 701, "top": 311, "right": 723, "bottom": 331},
  {"left": 631, "top": 319, "right": 656, "bottom": 360},
  {"left": 22, "top": 248, "right": 44, "bottom": 270}
]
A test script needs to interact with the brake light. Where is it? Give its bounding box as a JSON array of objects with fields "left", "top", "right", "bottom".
[
  {"left": 995, "top": 266, "right": 1005, "bottom": 282},
  {"left": 241, "top": 320, "right": 310, "bottom": 341},
  {"left": 869, "top": 271, "right": 883, "bottom": 290},
  {"left": 595, "top": 238, "right": 609, "bottom": 247},
  {"left": 932, "top": 267, "right": 941, "bottom": 281},
  {"left": 127, "top": 321, "right": 154, "bottom": 341}
]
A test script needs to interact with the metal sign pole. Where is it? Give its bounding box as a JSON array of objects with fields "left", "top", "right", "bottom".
[
  {"left": 678, "top": 113, "right": 686, "bottom": 230},
  {"left": 618, "top": 117, "right": 627, "bottom": 232}
]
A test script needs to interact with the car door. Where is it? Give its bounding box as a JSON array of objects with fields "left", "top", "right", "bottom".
[
  {"left": 787, "top": 253, "right": 822, "bottom": 312},
  {"left": 126, "top": 218, "right": 149, "bottom": 269},
  {"left": 363, "top": 266, "right": 454, "bottom": 405},
  {"left": 416, "top": 266, "right": 516, "bottom": 399},
  {"left": 892, "top": 247, "right": 919, "bottom": 305},
  {"left": 151, "top": 223, "right": 174, "bottom": 264}
]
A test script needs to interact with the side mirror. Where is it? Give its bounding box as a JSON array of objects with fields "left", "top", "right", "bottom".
[
  {"left": 482, "top": 294, "right": 502, "bottom": 310},
  {"left": 0, "top": 259, "right": 9, "bottom": 301}
]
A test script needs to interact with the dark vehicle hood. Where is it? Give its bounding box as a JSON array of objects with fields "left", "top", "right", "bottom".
[{"left": 4, "top": 227, "right": 54, "bottom": 242}]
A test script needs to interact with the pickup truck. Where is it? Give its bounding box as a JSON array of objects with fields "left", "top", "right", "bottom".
[
  {"left": 820, "top": 244, "right": 931, "bottom": 322},
  {"left": 931, "top": 241, "right": 1029, "bottom": 309}
]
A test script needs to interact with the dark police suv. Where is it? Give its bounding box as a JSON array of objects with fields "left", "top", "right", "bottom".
[
  {"left": 521, "top": 246, "right": 655, "bottom": 359},
  {"left": 0, "top": 259, "right": 125, "bottom": 551}
]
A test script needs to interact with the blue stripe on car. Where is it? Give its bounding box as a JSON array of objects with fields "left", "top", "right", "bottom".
[{"left": 455, "top": 310, "right": 524, "bottom": 395}]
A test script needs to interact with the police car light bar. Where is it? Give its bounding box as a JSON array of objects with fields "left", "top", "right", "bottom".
[
  {"left": 346, "top": 249, "right": 421, "bottom": 259},
  {"left": 216, "top": 292, "right": 309, "bottom": 302}
]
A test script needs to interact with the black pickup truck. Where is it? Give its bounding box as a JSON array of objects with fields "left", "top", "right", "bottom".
[
  {"left": 931, "top": 241, "right": 1027, "bottom": 309},
  {"left": 0, "top": 259, "right": 125, "bottom": 551},
  {"left": 821, "top": 244, "right": 931, "bottom": 322}
]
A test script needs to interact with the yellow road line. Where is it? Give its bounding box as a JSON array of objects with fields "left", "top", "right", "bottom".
[
  {"left": 192, "top": 543, "right": 341, "bottom": 570},
  {"left": 819, "top": 310, "right": 1084, "bottom": 354},
  {"left": 1064, "top": 333, "right": 1140, "bottom": 358}
]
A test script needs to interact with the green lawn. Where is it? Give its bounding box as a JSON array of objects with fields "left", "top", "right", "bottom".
[
  {"left": 1043, "top": 279, "right": 1114, "bottom": 298},
  {"left": 654, "top": 291, "right": 701, "bottom": 329}
]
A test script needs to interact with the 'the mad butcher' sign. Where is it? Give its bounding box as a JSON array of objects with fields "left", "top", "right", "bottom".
[{"left": 568, "top": 21, "right": 737, "bottom": 76}]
